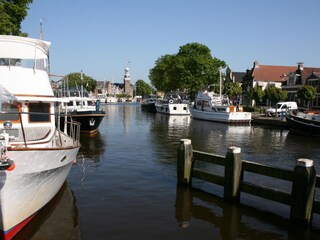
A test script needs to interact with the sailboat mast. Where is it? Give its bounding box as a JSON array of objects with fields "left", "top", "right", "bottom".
[
  {"left": 81, "top": 70, "right": 84, "bottom": 105},
  {"left": 219, "top": 68, "right": 222, "bottom": 99}
]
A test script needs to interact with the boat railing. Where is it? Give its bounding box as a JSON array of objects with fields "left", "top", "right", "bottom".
[
  {"left": 55, "top": 112, "right": 81, "bottom": 145},
  {"left": 0, "top": 111, "right": 80, "bottom": 147}
]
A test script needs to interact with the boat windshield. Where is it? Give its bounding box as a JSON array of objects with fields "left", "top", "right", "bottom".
[{"left": 0, "top": 58, "right": 48, "bottom": 71}]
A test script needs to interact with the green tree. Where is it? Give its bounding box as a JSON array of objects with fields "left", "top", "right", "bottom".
[
  {"left": 149, "top": 54, "right": 176, "bottom": 92},
  {"left": 0, "top": 0, "right": 33, "bottom": 36},
  {"left": 223, "top": 81, "right": 242, "bottom": 100},
  {"left": 66, "top": 72, "right": 96, "bottom": 93},
  {"left": 149, "top": 42, "right": 226, "bottom": 94},
  {"left": 135, "top": 79, "right": 154, "bottom": 97},
  {"left": 264, "top": 86, "right": 287, "bottom": 106},
  {"left": 248, "top": 85, "right": 265, "bottom": 106},
  {"left": 297, "top": 85, "right": 317, "bottom": 109}
]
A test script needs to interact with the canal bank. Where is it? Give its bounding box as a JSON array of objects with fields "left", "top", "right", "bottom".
[{"left": 251, "top": 113, "right": 288, "bottom": 128}]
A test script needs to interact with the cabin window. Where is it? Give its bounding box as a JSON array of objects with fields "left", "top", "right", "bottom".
[
  {"left": 29, "top": 102, "right": 50, "bottom": 122},
  {"left": 67, "top": 101, "right": 74, "bottom": 106},
  {"left": 0, "top": 102, "right": 20, "bottom": 122}
]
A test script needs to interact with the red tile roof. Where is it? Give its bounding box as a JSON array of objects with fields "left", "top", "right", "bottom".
[
  {"left": 252, "top": 65, "right": 297, "bottom": 82},
  {"left": 301, "top": 68, "right": 320, "bottom": 84}
]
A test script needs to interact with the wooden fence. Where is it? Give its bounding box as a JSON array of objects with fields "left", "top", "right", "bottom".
[{"left": 177, "top": 139, "right": 320, "bottom": 226}]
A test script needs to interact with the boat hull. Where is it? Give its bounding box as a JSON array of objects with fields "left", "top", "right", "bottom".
[
  {"left": 0, "top": 146, "right": 80, "bottom": 239},
  {"left": 141, "top": 103, "right": 157, "bottom": 113},
  {"left": 189, "top": 108, "right": 251, "bottom": 124},
  {"left": 285, "top": 113, "right": 320, "bottom": 136},
  {"left": 155, "top": 103, "right": 190, "bottom": 115},
  {"left": 62, "top": 111, "right": 105, "bottom": 134}
]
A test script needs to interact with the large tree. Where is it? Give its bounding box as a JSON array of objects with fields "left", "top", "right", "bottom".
[
  {"left": 149, "top": 42, "right": 226, "bottom": 94},
  {"left": 135, "top": 79, "right": 154, "bottom": 97},
  {"left": 0, "top": 0, "right": 33, "bottom": 36},
  {"left": 65, "top": 72, "right": 96, "bottom": 93}
]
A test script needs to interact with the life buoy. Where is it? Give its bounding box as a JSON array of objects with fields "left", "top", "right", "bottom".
[{"left": 169, "top": 99, "right": 174, "bottom": 104}]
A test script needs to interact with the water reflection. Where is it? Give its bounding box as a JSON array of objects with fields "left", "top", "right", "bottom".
[
  {"left": 14, "top": 183, "right": 80, "bottom": 240},
  {"left": 175, "top": 185, "right": 320, "bottom": 240},
  {"left": 77, "top": 132, "right": 106, "bottom": 165}
]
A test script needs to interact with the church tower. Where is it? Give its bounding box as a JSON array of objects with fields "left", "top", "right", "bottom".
[{"left": 123, "top": 63, "right": 133, "bottom": 98}]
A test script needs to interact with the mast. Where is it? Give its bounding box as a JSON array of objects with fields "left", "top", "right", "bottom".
[
  {"left": 81, "top": 70, "right": 84, "bottom": 105},
  {"left": 219, "top": 68, "right": 222, "bottom": 99}
]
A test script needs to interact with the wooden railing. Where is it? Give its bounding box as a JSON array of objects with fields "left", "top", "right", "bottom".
[{"left": 177, "top": 139, "right": 320, "bottom": 226}]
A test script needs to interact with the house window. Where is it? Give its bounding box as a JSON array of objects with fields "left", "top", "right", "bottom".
[
  {"left": 287, "top": 92, "right": 296, "bottom": 101},
  {"left": 288, "top": 75, "right": 295, "bottom": 85},
  {"left": 29, "top": 102, "right": 50, "bottom": 122},
  {"left": 307, "top": 79, "right": 319, "bottom": 87}
]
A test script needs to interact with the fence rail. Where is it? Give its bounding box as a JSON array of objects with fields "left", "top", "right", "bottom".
[{"left": 177, "top": 139, "right": 320, "bottom": 226}]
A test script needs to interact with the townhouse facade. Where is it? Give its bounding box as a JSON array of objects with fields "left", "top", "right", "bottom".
[{"left": 240, "top": 61, "right": 320, "bottom": 108}]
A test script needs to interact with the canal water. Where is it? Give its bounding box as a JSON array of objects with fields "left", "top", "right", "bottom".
[{"left": 15, "top": 103, "right": 320, "bottom": 240}]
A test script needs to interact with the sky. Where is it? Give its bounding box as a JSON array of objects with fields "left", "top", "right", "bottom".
[{"left": 21, "top": 0, "right": 320, "bottom": 84}]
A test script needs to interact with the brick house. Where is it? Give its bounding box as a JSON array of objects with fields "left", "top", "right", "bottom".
[
  {"left": 241, "top": 61, "right": 297, "bottom": 106},
  {"left": 282, "top": 63, "right": 320, "bottom": 109},
  {"left": 241, "top": 61, "right": 320, "bottom": 107}
]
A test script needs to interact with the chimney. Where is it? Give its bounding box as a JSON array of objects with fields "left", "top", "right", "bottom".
[{"left": 297, "top": 62, "right": 304, "bottom": 70}]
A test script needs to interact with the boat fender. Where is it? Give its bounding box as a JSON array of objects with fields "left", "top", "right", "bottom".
[
  {"left": 169, "top": 99, "right": 174, "bottom": 104},
  {"left": 5, "top": 159, "right": 15, "bottom": 171},
  {"left": 0, "top": 146, "right": 15, "bottom": 171}
]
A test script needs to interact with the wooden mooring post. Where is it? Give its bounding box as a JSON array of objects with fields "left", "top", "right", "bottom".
[
  {"left": 290, "top": 158, "right": 316, "bottom": 226},
  {"left": 177, "top": 139, "right": 318, "bottom": 226}
]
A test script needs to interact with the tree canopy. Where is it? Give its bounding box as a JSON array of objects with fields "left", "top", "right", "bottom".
[
  {"left": 248, "top": 85, "right": 265, "bottom": 106},
  {"left": 223, "top": 81, "right": 242, "bottom": 99},
  {"left": 264, "top": 86, "right": 287, "bottom": 106},
  {"left": 135, "top": 79, "right": 154, "bottom": 97},
  {"left": 66, "top": 72, "right": 96, "bottom": 93},
  {"left": 0, "top": 0, "right": 33, "bottom": 36},
  {"left": 297, "top": 85, "right": 317, "bottom": 109},
  {"left": 149, "top": 42, "right": 226, "bottom": 93}
]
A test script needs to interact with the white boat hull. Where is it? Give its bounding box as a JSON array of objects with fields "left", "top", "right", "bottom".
[
  {"left": 155, "top": 103, "right": 190, "bottom": 115},
  {"left": 190, "top": 108, "right": 251, "bottom": 124},
  {"left": 0, "top": 147, "right": 79, "bottom": 233}
]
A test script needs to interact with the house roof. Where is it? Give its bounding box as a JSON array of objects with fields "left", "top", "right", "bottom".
[
  {"left": 300, "top": 68, "right": 320, "bottom": 84},
  {"left": 232, "top": 72, "right": 246, "bottom": 83},
  {"left": 252, "top": 65, "right": 297, "bottom": 82}
]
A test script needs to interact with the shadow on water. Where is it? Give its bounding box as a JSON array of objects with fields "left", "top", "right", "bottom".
[
  {"left": 13, "top": 183, "right": 80, "bottom": 240},
  {"left": 175, "top": 185, "right": 320, "bottom": 240}
]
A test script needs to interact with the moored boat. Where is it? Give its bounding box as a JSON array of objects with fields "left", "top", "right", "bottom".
[
  {"left": 155, "top": 92, "right": 190, "bottom": 115},
  {"left": 59, "top": 94, "right": 106, "bottom": 134},
  {"left": 0, "top": 35, "right": 80, "bottom": 239},
  {"left": 285, "top": 111, "right": 320, "bottom": 136},
  {"left": 141, "top": 94, "right": 157, "bottom": 112},
  {"left": 189, "top": 91, "right": 252, "bottom": 124}
]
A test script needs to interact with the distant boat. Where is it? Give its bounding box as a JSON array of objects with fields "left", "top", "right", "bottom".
[
  {"left": 285, "top": 111, "right": 320, "bottom": 136},
  {"left": 0, "top": 35, "right": 80, "bottom": 239},
  {"left": 141, "top": 94, "right": 157, "bottom": 112},
  {"left": 189, "top": 91, "right": 251, "bottom": 124},
  {"left": 106, "top": 95, "right": 117, "bottom": 103},
  {"left": 155, "top": 92, "right": 190, "bottom": 115}
]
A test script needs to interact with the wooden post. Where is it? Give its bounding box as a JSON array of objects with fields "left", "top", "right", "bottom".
[
  {"left": 175, "top": 185, "right": 192, "bottom": 228},
  {"left": 290, "top": 158, "right": 316, "bottom": 226},
  {"left": 224, "top": 146, "right": 242, "bottom": 203},
  {"left": 177, "top": 139, "right": 193, "bottom": 186}
]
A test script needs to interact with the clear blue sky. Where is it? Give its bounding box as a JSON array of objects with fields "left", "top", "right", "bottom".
[{"left": 21, "top": 0, "right": 320, "bottom": 84}]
